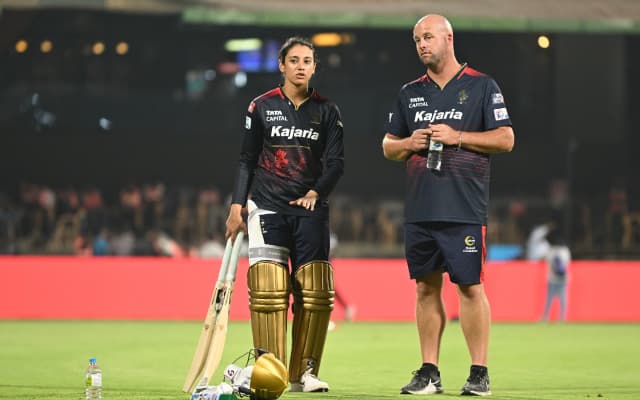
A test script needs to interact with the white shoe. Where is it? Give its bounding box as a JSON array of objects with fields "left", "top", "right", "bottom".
[{"left": 289, "top": 369, "right": 329, "bottom": 392}]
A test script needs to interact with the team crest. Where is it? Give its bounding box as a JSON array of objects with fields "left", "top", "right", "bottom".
[{"left": 457, "top": 90, "right": 469, "bottom": 105}]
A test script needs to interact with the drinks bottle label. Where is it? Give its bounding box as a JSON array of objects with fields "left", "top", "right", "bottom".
[{"left": 89, "top": 373, "right": 102, "bottom": 387}]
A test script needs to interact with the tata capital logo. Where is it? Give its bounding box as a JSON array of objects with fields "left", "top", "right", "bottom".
[
  {"left": 463, "top": 235, "right": 478, "bottom": 253},
  {"left": 408, "top": 97, "right": 429, "bottom": 108},
  {"left": 265, "top": 110, "right": 288, "bottom": 122}
]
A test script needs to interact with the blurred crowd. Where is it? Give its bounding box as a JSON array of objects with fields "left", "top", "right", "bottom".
[
  {"left": 0, "top": 182, "right": 230, "bottom": 258},
  {"left": 1, "top": 179, "right": 639, "bottom": 259}
]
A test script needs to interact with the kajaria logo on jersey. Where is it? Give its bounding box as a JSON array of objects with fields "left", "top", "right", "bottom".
[
  {"left": 414, "top": 108, "right": 463, "bottom": 123},
  {"left": 271, "top": 125, "right": 320, "bottom": 140}
]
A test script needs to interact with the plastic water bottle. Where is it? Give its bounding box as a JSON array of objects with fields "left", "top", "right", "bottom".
[
  {"left": 190, "top": 391, "right": 237, "bottom": 400},
  {"left": 85, "top": 358, "right": 102, "bottom": 399},
  {"left": 426, "top": 140, "right": 443, "bottom": 170}
]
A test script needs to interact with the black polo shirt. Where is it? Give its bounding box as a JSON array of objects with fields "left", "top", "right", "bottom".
[{"left": 385, "top": 64, "right": 512, "bottom": 225}]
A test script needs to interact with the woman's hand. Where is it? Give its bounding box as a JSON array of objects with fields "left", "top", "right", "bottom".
[
  {"left": 225, "top": 203, "right": 246, "bottom": 241},
  {"left": 289, "top": 190, "right": 319, "bottom": 211}
]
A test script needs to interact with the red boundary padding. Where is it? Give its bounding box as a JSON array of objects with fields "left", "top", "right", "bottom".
[{"left": 1, "top": 256, "right": 639, "bottom": 321}]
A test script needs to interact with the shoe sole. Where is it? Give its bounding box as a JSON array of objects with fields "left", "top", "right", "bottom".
[
  {"left": 401, "top": 379, "right": 443, "bottom": 395},
  {"left": 401, "top": 389, "right": 443, "bottom": 395},
  {"left": 290, "top": 383, "right": 329, "bottom": 393},
  {"left": 461, "top": 389, "right": 492, "bottom": 396},
  {"left": 401, "top": 386, "right": 443, "bottom": 395},
  {"left": 290, "top": 388, "right": 329, "bottom": 393}
]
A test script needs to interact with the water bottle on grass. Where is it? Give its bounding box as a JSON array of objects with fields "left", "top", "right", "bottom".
[{"left": 85, "top": 357, "right": 102, "bottom": 399}]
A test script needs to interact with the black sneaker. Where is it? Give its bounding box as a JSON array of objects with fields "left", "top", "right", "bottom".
[
  {"left": 460, "top": 366, "right": 491, "bottom": 396},
  {"left": 400, "top": 367, "right": 443, "bottom": 395}
]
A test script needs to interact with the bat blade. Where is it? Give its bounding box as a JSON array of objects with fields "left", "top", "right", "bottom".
[
  {"left": 185, "top": 232, "right": 244, "bottom": 393},
  {"left": 191, "top": 232, "right": 243, "bottom": 390},
  {"left": 195, "top": 290, "right": 232, "bottom": 389},
  {"left": 182, "top": 237, "right": 233, "bottom": 393}
]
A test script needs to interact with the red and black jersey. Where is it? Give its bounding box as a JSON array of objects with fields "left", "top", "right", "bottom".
[
  {"left": 231, "top": 86, "right": 344, "bottom": 217},
  {"left": 385, "top": 64, "right": 513, "bottom": 225}
]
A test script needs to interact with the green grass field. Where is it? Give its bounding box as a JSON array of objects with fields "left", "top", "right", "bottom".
[{"left": 0, "top": 321, "right": 638, "bottom": 399}]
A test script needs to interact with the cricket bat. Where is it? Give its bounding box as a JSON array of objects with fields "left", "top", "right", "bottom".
[
  {"left": 183, "top": 231, "right": 244, "bottom": 393},
  {"left": 182, "top": 236, "right": 233, "bottom": 392}
]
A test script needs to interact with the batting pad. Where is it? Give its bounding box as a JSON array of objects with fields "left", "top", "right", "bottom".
[
  {"left": 289, "top": 261, "right": 335, "bottom": 382},
  {"left": 248, "top": 261, "right": 290, "bottom": 365},
  {"left": 246, "top": 199, "right": 289, "bottom": 266}
]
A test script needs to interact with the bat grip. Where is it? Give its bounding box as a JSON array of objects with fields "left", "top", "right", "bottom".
[
  {"left": 225, "top": 231, "right": 244, "bottom": 282},
  {"left": 217, "top": 237, "right": 233, "bottom": 284}
]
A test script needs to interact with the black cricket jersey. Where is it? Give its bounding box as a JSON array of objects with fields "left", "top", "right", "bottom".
[
  {"left": 232, "top": 86, "right": 344, "bottom": 217},
  {"left": 385, "top": 64, "right": 512, "bottom": 225}
]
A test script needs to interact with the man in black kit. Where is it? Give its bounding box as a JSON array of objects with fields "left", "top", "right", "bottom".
[{"left": 382, "top": 14, "right": 515, "bottom": 396}]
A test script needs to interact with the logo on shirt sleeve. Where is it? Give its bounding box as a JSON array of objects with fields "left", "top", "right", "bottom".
[
  {"left": 493, "top": 107, "right": 509, "bottom": 121},
  {"left": 388, "top": 113, "right": 394, "bottom": 123},
  {"left": 492, "top": 93, "right": 504, "bottom": 104},
  {"left": 245, "top": 116, "right": 252, "bottom": 129},
  {"left": 248, "top": 101, "right": 256, "bottom": 113}
]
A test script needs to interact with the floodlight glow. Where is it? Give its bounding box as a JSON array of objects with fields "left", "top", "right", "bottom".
[
  {"left": 225, "top": 38, "right": 262, "bottom": 52},
  {"left": 15, "top": 39, "right": 28, "bottom": 53},
  {"left": 234, "top": 71, "right": 247, "bottom": 87},
  {"left": 115, "top": 42, "right": 129, "bottom": 55},
  {"left": 92, "top": 41, "right": 105, "bottom": 55},
  {"left": 537, "top": 35, "right": 550, "bottom": 49},
  {"left": 312, "top": 33, "right": 342, "bottom": 47},
  {"left": 40, "top": 40, "right": 53, "bottom": 53}
]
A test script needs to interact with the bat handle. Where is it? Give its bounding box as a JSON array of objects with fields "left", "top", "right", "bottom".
[
  {"left": 217, "top": 237, "right": 233, "bottom": 284},
  {"left": 226, "top": 231, "right": 244, "bottom": 282}
]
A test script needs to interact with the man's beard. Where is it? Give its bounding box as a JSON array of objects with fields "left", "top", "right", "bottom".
[{"left": 424, "top": 53, "right": 441, "bottom": 69}]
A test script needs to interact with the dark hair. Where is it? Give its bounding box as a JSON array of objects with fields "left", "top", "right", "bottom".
[{"left": 279, "top": 36, "right": 317, "bottom": 63}]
